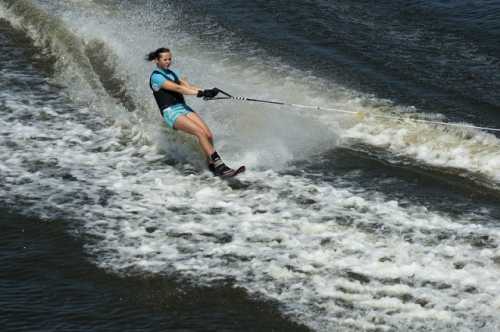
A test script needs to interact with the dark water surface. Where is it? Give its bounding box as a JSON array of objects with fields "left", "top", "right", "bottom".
[
  {"left": 0, "top": 210, "right": 309, "bottom": 332},
  {"left": 179, "top": 0, "right": 500, "bottom": 126}
]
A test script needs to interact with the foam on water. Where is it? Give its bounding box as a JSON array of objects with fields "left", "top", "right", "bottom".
[
  {"left": 341, "top": 111, "right": 500, "bottom": 183},
  {"left": 2, "top": 89, "right": 500, "bottom": 330},
  {"left": 1, "top": 1, "right": 500, "bottom": 331},
  {"left": 4, "top": 0, "right": 500, "bottom": 183}
]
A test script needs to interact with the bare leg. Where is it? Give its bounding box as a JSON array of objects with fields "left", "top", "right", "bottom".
[
  {"left": 175, "top": 113, "right": 233, "bottom": 176},
  {"left": 186, "top": 112, "right": 214, "bottom": 145},
  {"left": 173, "top": 115, "right": 214, "bottom": 158}
]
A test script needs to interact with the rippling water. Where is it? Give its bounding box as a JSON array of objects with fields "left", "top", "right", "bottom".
[{"left": 1, "top": 1, "right": 499, "bottom": 331}]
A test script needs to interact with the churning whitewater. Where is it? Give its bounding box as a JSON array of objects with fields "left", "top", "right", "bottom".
[{"left": 1, "top": 1, "right": 499, "bottom": 331}]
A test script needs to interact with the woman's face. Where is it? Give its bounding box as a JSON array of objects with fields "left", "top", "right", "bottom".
[{"left": 156, "top": 52, "right": 172, "bottom": 69}]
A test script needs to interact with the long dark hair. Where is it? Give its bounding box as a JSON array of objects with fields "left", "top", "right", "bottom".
[{"left": 145, "top": 47, "right": 170, "bottom": 61}]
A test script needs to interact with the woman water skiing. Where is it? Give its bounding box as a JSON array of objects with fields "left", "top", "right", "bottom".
[{"left": 146, "top": 47, "right": 242, "bottom": 177}]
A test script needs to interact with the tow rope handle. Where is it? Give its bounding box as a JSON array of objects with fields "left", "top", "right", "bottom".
[
  {"left": 204, "top": 88, "right": 286, "bottom": 105},
  {"left": 203, "top": 88, "right": 233, "bottom": 100}
]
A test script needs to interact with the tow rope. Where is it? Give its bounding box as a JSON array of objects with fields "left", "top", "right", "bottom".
[{"left": 205, "top": 89, "right": 500, "bottom": 133}]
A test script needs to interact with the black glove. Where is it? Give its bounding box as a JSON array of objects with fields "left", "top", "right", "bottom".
[{"left": 197, "top": 88, "right": 220, "bottom": 99}]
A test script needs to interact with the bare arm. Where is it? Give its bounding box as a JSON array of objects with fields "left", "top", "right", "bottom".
[
  {"left": 161, "top": 80, "right": 199, "bottom": 96},
  {"left": 179, "top": 77, "right": 202, "bottom": 91}
]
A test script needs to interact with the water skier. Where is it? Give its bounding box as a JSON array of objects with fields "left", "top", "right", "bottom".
[{"left": 146, "top": 47, "right": 243, "bottom": 177}]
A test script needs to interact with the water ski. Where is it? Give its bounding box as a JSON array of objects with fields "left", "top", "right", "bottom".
[
  {"left": 224, "top": 165, "right": 245, "bottom": 178},
  {"left": 209, "top": 164, "right": 246, "bottom": 178}
]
